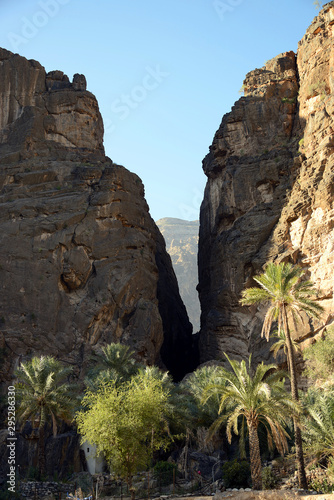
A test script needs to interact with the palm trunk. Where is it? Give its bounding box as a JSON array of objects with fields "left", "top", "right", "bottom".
[
  {"left": 282, "top": 305, "right": 307, "bottom": 490},
  {"left": 248, "top": 421, "right": 262, "bottom": 490},
  {"left": 38, "top": 424, "right": 46, "bottom": 478}
]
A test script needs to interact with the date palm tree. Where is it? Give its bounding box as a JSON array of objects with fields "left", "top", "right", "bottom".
[
  {"left": 302, "top": 388, "right": 334, "bottom": 461},
  {"left": 240, "top": 261, "right": 324, "bottom": 489},
  {"left": 180, "top": 364, "right": 224, "bottom": 428},
  {"left": 270, "top": 327, "right": 301, "bottom": 370},
  {"left": 15, "top": 356, "right": 76, "bottom": 477},
  {"left": 202, "top": 354, "right": 298, "bottom": 490},
  {"left": 85, "top": 342, "right": 141, "bottom": 390}
]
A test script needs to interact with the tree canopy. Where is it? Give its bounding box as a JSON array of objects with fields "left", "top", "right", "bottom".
[
  {"left": 15, "top": 355, "right": 76, "bottom": 476},
  {"left": 76, "top": 370, "right": 171, "bottom": 486}
]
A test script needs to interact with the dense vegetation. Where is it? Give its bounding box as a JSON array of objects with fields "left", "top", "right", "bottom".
[{"left": 13, "top": 263, "right": 334, "bottom": 493}]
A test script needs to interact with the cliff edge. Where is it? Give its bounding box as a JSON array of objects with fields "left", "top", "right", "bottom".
[
  {"left": 198, "top": 4, "right": 334, "bottom": 366},
  {"left": 0, "top": 48, "right": 195, "bottom": 384}
]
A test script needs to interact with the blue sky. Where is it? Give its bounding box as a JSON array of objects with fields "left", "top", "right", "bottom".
[{"left": 0, "top": 0, "right": 321, "bottom": 221}]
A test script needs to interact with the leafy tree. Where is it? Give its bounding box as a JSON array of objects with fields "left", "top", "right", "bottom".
[
  {"left": 202, "top": 355, "right": 297, "bottom": 490},
  {"left": 240, "top": 261, "right": 324, "bottom": 489},
  {"left": 85, "top": 342, "right": 142, "bottom": 390},
  {"left": 303, "top": 325, "right": 334, "bottom": 386},
  {"left": 15, "top": 356, "right": 76, "bottom": 477},
  {"left": 132, "top": 365, "right": 181, "bottom": 437},
  {"left": 76, "top": 370, "right": 171, "bottom": 490}
]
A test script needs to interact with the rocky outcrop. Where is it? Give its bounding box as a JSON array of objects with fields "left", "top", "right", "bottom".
[
  {"left": 198, "top": 4, "right": 334, "bottom": 365},
  {"left": 156, "top": 218, "right": 200, "bottom": 333},
  {"left": 0, "top": 47, "right": 194, "bottom": 385}
]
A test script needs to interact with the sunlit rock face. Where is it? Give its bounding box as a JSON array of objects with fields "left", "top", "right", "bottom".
[
  {"left": 0, "top": 48, "right": 195, "bottom": 386},
  {"left": 198, "top": 4, "right": 334, "bottom": 368}
]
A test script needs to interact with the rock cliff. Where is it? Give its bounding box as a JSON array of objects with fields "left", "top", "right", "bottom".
[
  {"left": 156, "top": 218, "right": 200, "bottom": 333},
  {"left": 198, "top": 4, "right": 334, "bottom": 366},
  {"left": 0, "top": 48, "right": 195, "bottom": 385}
]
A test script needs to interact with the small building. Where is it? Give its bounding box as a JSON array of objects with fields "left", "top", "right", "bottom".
[{"left": 80, "top": 441, "right": 105, "bottom": 474}]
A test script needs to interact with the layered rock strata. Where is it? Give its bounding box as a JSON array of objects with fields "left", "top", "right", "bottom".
[
  {"left": 0, "top": 48, "right": 194, "bottom": 386},
  {"left": 198, "top": 4, "right": 334, "bottom": 366}
]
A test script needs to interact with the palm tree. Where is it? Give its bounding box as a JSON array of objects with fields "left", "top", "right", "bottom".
[
  {"left": 181, "top": 365, "right": 224, "bottom": 423},
  {"left": 203, "top": 355, "right": 298, "bottom": 490},
  {"left": 270, "top": 328, "right": 301, "bottom": 370},
  {"left": 302, "top": 389, "right": 334, "bottom": 461},
  {"left": 176, "top": 365, "right": 226, "bottom": 476},
  {"left": 240, "top": 261, "right": 324, "bottom": 489},
  {"left": 85, "top": 342, "right": 142, "bottom": 390},
  {"left": 15, "top": 356, "right": 76, "bottom": 477}
]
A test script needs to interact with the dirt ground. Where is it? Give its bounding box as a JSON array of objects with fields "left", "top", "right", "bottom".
[
  {"left": 176, "top": 493, "right": 334, "bottom": 500},
  {"left": 103, "top": 493, "right": 334, "bottom": 500}
]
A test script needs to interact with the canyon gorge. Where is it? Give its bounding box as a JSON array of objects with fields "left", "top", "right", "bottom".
[{"left": 1, "top": 3, "right": 334, "bottom": 389}]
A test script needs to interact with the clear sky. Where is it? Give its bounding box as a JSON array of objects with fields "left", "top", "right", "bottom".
[{"left": 0, "top": 0, "right": 322, "bottom": 221}]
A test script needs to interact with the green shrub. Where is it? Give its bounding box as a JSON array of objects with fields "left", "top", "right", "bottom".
[
  {"left": 281, "top": 97, "right": 296, "bottom": 104},
  {"left": 308, "top": 81, "right": 327, "bottom": 98},
  {"left": 308, "top": 476, "right": 334, "bottom": 493},
  {"left": 222, "top": 459, "right": 251, "bottom": 488},
  {"left": 26, "top": 465, "right": 39, "bottom": 480},
  {"left": 327, "top": 457, "right": 334, "bottom": 482},
  {"left": 0, "top": 490, "right": 21, "bottom": 500},
  {"left": 304, "top": 326, "right": 334, "bottom": 384},
  {"left": 153, "top": 461, "right": 177, "bottom": 486},
  {"left": 261, "top": 466, "right": 277, "bottom": 489}
]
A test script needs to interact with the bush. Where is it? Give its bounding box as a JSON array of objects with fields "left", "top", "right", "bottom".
[
  {"left": 0, "top": 492, "right": 21, "bottom": 500},
  {"left": 26, "top": 465, "right": 39, "bottom": 480},
  {"left": 327, "top": 457, "right": 334, "bottom": 482},
  {"left": 303, "top": 326, "right": 334, "bottom": 384},
  {"left": 153, "top": 461, "right": 177, "bottom": 486},
  {"left": 308, "top": 477, "right": 334, "bottom": 494},
  {"left": 261, "top": 466, "right": 277, "bottom": 489},
  {"left": 222, "top": 459, "right": 251, "bottom": 489}
]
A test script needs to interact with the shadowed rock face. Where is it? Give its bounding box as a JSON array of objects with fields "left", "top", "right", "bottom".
[
  {"left": 0, "top": 47, "right": 194, "bottom": 385},
  {"left": 198, "top": 4, "right": 334, "bottom": 367}
]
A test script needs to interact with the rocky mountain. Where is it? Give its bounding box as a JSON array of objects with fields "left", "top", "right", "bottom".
[
  {"left": 156, "top": 218, "right": 200, "bottom": 333},
  {"left": 0, "top": 47, "right": 196, "bottom": 385},
  {"left": 198, "top": 4, "right": 334, "bottom": 367}
]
